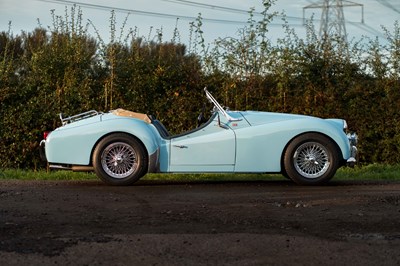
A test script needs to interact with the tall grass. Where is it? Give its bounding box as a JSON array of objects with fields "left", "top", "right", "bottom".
[{"left": 335, "top": 164, "right": 400, "bottom": 181}]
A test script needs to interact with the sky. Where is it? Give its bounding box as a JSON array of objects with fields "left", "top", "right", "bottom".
[{"left": 1, "top": 0, "right": 399, "bottom": 46}]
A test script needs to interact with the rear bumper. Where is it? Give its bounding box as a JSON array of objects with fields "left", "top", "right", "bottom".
[{"left": 39, "top": 140, "right": 47, "bottom": 161}]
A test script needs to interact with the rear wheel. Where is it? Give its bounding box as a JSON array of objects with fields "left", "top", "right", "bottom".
[
  {"left": 93, "top": 133, "right": 147, "bottom": 185},
  {"left": 283, "top": 133, "right": 340, "bottom": 185}
]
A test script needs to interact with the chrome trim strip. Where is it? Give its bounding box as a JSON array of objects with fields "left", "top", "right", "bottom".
[
  {"left": 49, "top": 164, "right": 94, "bottom": 172},
  {"left": 49, "top": 164, "right": 72, "bottom": 170}
]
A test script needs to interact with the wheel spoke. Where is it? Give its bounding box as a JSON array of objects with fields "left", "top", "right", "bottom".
[
  {"left": 101, "top": 142, "right": 138, "bottom": 179},
  {"left": 293, "top": 141, "right": 330, "bottom": 179}
]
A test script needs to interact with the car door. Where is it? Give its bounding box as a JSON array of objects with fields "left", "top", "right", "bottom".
[{"left": 169, "top": 115, "right": 236, "bottom": 172}]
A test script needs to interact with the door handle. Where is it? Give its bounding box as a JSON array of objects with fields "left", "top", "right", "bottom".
[{"left": 173, "top": 145, "right": 188, "bottom": 149}]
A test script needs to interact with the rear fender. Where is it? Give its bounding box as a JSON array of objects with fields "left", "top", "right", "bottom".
[{"left": 45, "top": 115, "right": 160, "bottom": 167}]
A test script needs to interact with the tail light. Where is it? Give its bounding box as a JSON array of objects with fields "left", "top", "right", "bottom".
[{"left": 43, "top": 131, "right": 51, "bottom": 140}]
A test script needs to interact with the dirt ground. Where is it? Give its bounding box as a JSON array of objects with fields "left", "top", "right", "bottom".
[{"left": 1, "top": 179, "right": 400, "bottom": 266}]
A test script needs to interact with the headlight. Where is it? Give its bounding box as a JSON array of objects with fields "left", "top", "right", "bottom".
[{"left": 343, "top": 120, "right": 348, "bottom": 132}]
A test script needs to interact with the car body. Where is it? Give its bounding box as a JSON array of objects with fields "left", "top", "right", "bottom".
[{"left": 40, "top": 88, "right": 357, "bottom": 185}]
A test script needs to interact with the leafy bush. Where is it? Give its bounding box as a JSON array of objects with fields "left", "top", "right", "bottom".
[{"left": 1, "top": 3, "right": 400, "bottom": 169}]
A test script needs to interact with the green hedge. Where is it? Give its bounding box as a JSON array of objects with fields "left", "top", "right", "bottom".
[{"left": 1, "top": 5, "right": 399, "bottom": 169}]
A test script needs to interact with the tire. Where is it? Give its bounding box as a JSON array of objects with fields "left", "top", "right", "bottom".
[
  {"left": 92, "top": 133, "right": 148, "bottom": 185},
  {"left": 283, "top": 133, "right": 340, "bottom": 185}
]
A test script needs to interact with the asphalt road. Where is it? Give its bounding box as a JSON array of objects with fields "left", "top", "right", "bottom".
[{"left": 1, "top": 179, "right": 400, "bottom": 265}]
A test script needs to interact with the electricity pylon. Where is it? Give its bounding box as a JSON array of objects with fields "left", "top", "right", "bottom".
[{"left": 303, "top": 0, "right": 364, "bottom": 43}]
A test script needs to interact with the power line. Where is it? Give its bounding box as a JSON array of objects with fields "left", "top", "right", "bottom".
[
  {"left": 163, "top": 0, "right": 258, "bottom": 15},
  {"left": 348, "top": 21, "right": 385, "bottom": 38},
  {"left": 375, "top": 0, "right": 400, "bottom": 14},
  {"left": 162, "top": 0, "right": 305, "bottom": 22},
  {"left": 38, "top": 0, "right": 208, "bottom": 21},
  {"left": 37, "top": 0, "right": 387, "bottom": 39},
  {"left": 37, "top": 0, "right": 287, "bottom": 26}
]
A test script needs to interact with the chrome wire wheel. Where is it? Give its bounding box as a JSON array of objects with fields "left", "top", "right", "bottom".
[
  {"left": 93, "top": 134, "right": 148, "bottom": 185},
  {"left": 101, "top": 142, "right": 138, "bottom": 179},
  {"left": 293, "top": 141, "right": 330, "bottom": 179}
]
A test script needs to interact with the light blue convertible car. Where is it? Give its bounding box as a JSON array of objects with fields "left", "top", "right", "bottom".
[{"left": 40, "top": 88, "right": 357, "bottom": 185}]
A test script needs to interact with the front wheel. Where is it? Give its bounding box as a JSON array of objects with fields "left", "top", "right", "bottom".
[
  {"left": 92, "top": 133, "right": 148, "bottom": 185},
  {"left": 283, "top": 133, "right": 340, "bottom": 185}
]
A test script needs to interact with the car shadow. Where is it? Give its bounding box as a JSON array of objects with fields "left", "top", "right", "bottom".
[{"left": 54, "top": 178, "right": 400, "bottom": 188}]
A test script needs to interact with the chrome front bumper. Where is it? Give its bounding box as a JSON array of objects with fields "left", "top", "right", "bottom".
[{"left": 346, "top": 133, "right": 358, "bottom": 166}]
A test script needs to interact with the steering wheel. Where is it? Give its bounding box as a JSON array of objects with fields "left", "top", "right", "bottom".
[{"left": 197, "top": 104, "right": 208, "bottom": 127}]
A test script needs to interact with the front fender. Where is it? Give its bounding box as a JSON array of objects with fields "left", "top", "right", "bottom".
[{"left": 234, "top": 117, "right": 351, "bottom": 172}]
